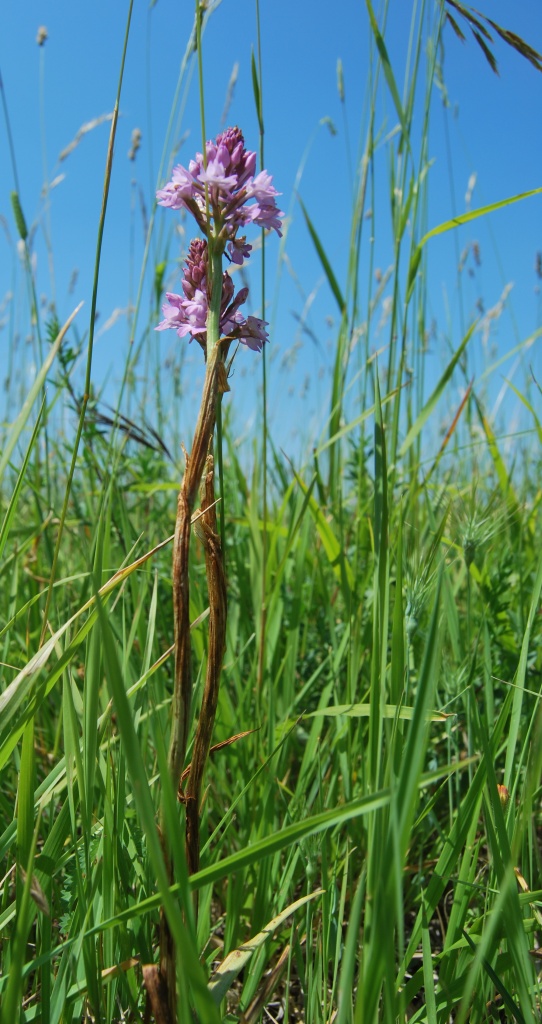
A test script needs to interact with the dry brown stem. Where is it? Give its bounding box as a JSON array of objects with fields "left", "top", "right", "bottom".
[
  {"left": 184, "top": 454, "right": 227, "bottom": 876},
  {"left": 167, "top": 343, "right": 221, "bottom": 793},
  {"left": 152, "top": 239, "right": 230, "bottom": 1021},
  {"left": 157, "top": 342, "right": 221, "bottom": 1018}
]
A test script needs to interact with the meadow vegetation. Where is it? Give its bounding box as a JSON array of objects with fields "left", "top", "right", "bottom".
[{"left": 1, "top": 2, "right": 542, "bottom": 1022}]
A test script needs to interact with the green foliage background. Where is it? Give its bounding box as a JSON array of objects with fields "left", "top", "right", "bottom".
[{"left": 1, "top": 2, "right": 542, "bottom": 1022}]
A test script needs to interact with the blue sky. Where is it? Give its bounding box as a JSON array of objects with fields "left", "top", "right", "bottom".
[{"left": 1, "top": 0, "right": 541, "bottom": 459}]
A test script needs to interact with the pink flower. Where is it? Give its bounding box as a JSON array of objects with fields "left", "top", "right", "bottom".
[
  {"left": 227, "top": 236, "right": 252, "bottom": 266},
  {"left": 157, "top": 127, "right": 283, "bottom": 262},
  {"left": 155, "top": 238, "right": 268, "bottom": 352},
  {"left": 155, "top": 291, "right": 207, "bottom": 338}
]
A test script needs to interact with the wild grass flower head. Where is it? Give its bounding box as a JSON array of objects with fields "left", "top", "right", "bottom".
[
  {"left": 156, "top": 126, "right": 283, "bottom": 260},
  {"left": 452, "top": 485, "right": 508, "bottom": 569},
  {"left": 156, "top": 238, "right": 268, "bottom": 352}
]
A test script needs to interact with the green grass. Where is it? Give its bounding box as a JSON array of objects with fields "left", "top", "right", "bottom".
[{"left": 1, "top": 2, "right": 542, "bottom": 1021}]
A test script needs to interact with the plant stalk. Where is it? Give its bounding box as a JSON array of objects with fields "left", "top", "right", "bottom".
[{"left": 159, "top": 243, "right": 225, "bottom": 1017}]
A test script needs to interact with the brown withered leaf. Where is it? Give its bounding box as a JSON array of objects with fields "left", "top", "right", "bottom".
[
  {"left": 179, "top": 728, "right": 259, "bottom": 791},
  {"left": 101, "top": 957, "right": 139, "bottom": 981}
]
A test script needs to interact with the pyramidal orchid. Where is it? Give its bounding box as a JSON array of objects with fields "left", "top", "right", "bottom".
[
  {"left": 153, "top": 129, "right": 281, "bottom": 1019},
  {"left": 156, "top": 127, "right": 282, "bottom": 357}
]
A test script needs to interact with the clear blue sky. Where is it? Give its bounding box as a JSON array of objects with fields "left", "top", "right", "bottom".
[{"left": 1, "top": 1, "right": 541, "bottom": 458}]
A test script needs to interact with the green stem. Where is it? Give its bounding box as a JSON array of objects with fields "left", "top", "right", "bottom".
[{"left": 255, "top": 0, "right": 268, "bottom": 709}]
